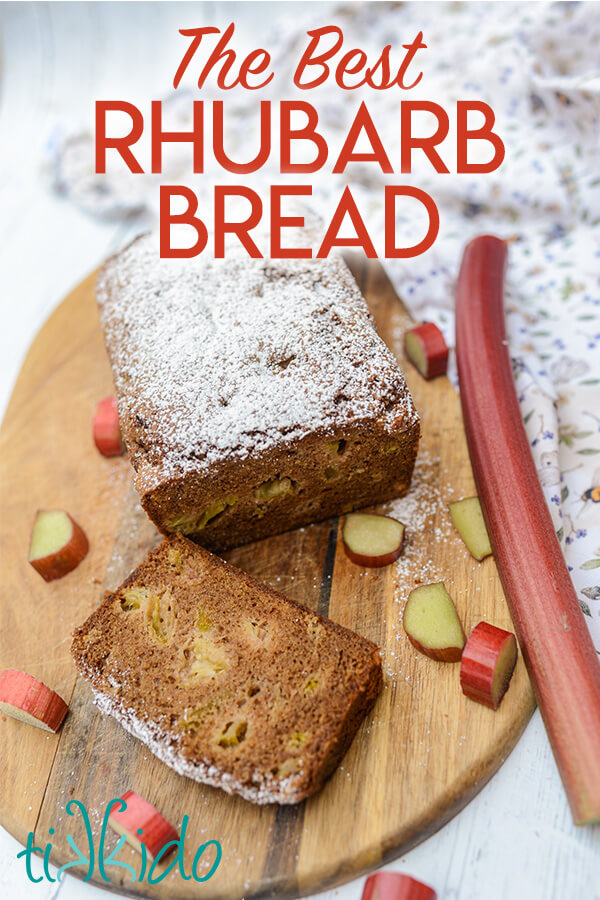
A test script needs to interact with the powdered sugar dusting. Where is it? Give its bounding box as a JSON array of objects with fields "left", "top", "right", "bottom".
[
  {"left": 382, "top": 449, "right": 456, "bottom": 679},
  {"left": 92, "top": 688, "right": 312, "bottom": 806},
  {"left": 97, "top": 231, "right": 418, "bottom": 492}
]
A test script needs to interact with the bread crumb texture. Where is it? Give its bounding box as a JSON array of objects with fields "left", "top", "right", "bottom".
[{"left": 72, "top": 535, "right": 383, "bottom": 804}]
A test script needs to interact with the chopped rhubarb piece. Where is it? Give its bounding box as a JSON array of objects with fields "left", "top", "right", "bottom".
[
  {"left": 342, "top": 513, "right": 405, "bottom": 567},
  {"left": 460, "top": 622, "right": 517, "bottom": 709},
  {"left": 28, "top": 509, "right": 89, "bottom": 581},
  {"left": 93, "top": 396, "right": 124, "bottom": 457},
  {"left": 403, "top": 583, "right": 465, "bottom": 662},
  {"left": 362, "top": 871, "right": 437, "bottom": 900},
  {"left": 404, "top": 322, "right": 448, "bottom": 379},
  {"left": 448, "top": 497, "right": 492, "bottom": 561},
  {"left": 0, "top": 669, "right": 68, "bottom": 732},
  {"left": 108, "top": 790, "right": 178, "bottom": 860}
]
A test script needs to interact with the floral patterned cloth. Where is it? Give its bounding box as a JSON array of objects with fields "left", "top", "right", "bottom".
[
  {"left": 47, "top": 1, "right": 600, "bottom": 649},
  {"left": 357, "top": 0, "right": 600, "bottom": 650}
]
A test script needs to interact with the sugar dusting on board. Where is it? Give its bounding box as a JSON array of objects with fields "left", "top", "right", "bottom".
[
  {"left": 382, "top": 449, "right": 456, "bottom": 679},
  {"left": 97, "top": 230, "right": 418, "bottom": 491}
]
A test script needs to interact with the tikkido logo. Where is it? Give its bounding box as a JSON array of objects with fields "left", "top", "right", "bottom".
[{"left": 17, "top": 798, "right": 222, "bottom": 885}]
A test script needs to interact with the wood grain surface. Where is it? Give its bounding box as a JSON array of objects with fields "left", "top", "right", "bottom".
[{"left": 0, "top": 257, "right": 535, "bottom": 900}]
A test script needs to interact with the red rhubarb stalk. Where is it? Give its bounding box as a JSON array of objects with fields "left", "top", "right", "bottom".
[
  {"left": 404, "top": 322, "right": 448, "bottom": 379},
  {"left": 455, "top": 234, "right": 600, "bottom": 825},
  {"left": 0, "top": 670, "right": 68, "bottom": 732},
  {"left": 93, "top": 396, "right": 124, "bottom": 457},
  {"left": 108, "top": 790, "right": 178, "bottom": 860},
  {"left": 460, "top": 622, "right": 517, "bottom": 709},
  {"left": 362, "top": 871, "right": 437, "bottom": 900}
]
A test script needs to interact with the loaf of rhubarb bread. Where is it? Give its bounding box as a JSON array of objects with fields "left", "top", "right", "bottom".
[
  {"left": 71, "top": 535, "right": 383, "bottom": 804},
  {"left": 97, "top": 232, "right": 420, "bottom": 550}
]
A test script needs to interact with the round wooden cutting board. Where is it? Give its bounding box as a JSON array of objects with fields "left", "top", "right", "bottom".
[{"left": 0, "top": 258, "right": 535, "bottom": 899}]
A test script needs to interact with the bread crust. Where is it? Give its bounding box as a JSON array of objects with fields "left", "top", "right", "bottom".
[
  {"left": 97, "top": 234, "right": 420, "bottom": 550},
  {"left": 71, "top": 535, "right": 383, "bottom": 804}
]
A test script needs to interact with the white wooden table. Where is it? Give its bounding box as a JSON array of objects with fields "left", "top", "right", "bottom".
[{"left": 0, "top": 4, "right": 598, "bottom": 899}]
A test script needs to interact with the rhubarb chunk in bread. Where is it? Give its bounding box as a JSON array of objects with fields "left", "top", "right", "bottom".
[
  {"left": 71, "top": 535, "right": 382, "bottom": 805},
  {"left": 97, "top": 233, "right": 420, "bottom": 551}
]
